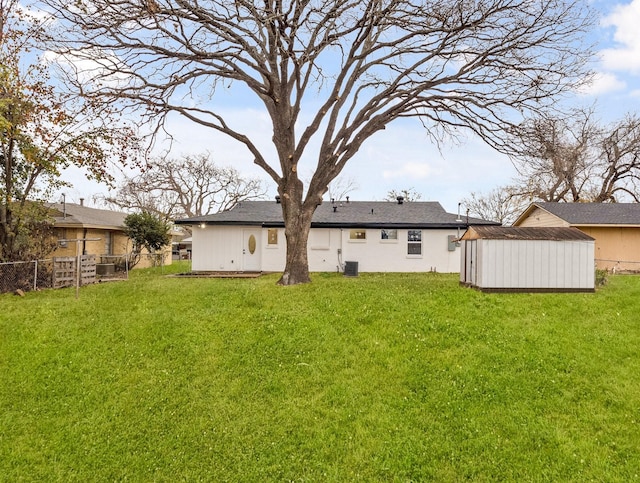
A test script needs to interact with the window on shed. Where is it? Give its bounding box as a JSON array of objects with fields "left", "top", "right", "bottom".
[
  {"left": 407, "top": 230, "right": 422, "bottom": 255},
  {"left": 349, "top": 229, "right": 366, "bottom": 240}
]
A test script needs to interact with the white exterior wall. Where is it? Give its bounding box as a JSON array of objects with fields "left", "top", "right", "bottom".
[
  {"left": 335, "top": 228, "right": 461, "bottom": 273},
  {"left": 191, "top": 225, "right": 246, "bottom": 272},
  {"left": 193, "top": 226, "right": 465, "bottom": 273},
  {"left": 474, "top": 239, "right": 594, "bottom": 290}
]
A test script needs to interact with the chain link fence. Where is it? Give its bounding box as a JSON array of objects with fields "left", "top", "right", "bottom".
[
  {"left": 97, "top": 252, "right": 170, "bottom": 278},
  {"left": 0, "top": 259, "right": 54, "bottom": 294},
  {"left": 1, "top": 251, "right": 174, "bottom": 294}
]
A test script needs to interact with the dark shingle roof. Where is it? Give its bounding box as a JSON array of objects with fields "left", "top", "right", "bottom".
[
  {"left": 530, "top": 202, "right": 640, "bottom": 225},
  {"left": 176, "top": 200, "right": 498, "bottom": 228},
  {"left": 49, "top": 203, "right": 127, "bottom": 229},
  {"left": 462, "top": 225, "right": 594, "bottom": 241}
]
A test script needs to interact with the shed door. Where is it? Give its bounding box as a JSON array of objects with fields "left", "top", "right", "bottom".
[
  {"left": 469, "top": 240, "right": 477, "bottom": 286},
  {"left": 243, "top": 229, "right": 261, "bottom": 272}
]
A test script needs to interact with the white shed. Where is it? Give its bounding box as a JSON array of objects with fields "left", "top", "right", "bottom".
[{"left": 460, "top": 226, "right": 595, "bottom": 292}]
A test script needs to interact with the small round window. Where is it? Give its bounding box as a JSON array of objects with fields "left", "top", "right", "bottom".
[{"left": 248, "top": 234, "right": 256, "bottom": 254}]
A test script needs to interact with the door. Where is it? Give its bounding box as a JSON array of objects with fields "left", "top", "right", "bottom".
[{"left": 243, "top": 229, "right": 262, "bottom": 272}]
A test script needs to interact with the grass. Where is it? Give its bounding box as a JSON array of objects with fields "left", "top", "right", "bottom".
[{"left": 1, "top": 263, "right": 640, "bottom": 481}]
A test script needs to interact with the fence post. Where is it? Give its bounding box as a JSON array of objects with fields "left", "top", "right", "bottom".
[{"left": 33, "top": 260, "right": 38, "bottom": 291}]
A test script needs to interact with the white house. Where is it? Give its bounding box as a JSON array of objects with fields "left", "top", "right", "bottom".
[
  {"left": 175, "top": 198, "right": 498, "bottom": 274},
  {"left": 460, "top": 225, "right": 595, "bottom": 292}
]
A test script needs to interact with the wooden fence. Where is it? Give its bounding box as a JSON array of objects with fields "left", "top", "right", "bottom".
[{"left": 53, "top": 255, "right": 97, "bottom": 289}]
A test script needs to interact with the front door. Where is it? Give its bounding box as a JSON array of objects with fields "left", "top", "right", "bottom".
[{"left": 243, "top": 229, "right": 261, "bottom": 272}]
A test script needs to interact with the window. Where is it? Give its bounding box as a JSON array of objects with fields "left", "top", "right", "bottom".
[
  {"left": 105, "top": 231, "right": 112, "bottom": 255},
  {"left": 407, "top": 230, "right": 422, "bottom": 255},
  {"left": 381, "top": 229, "right": 398, "bottom": 240},
  {"left": 310, "top": 229, "right": 330, "bottom": 249},
  {"left": 349, "top": 229, "right": 366, "bottom": 241},
  {"left": 267, "top": 228, "right": 278, "bottom": 245},
  {"left": 56, "top": 228, "right": 67, "bottom": 247}
]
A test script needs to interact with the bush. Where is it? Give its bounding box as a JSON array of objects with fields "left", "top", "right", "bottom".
[{"left": 595, "top": 268, "right": 608, "bottom": 287}]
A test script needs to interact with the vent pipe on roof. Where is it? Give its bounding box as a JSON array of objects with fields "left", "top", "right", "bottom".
[
  {"left": 397, "top": 196, "right": 404, "bottom": 204},
  {"left": 275, "top": 195, "right": 281, "bottom": 203},
  {"left": 346, "top": 196, "right": 350, "bottom": 203},
  {"left": 80, "top": 198, "right": 84, "bottom": 207}
]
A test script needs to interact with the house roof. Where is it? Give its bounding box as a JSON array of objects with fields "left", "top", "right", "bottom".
[
  {"left": 514, "top": 202, "right": 640, "bottom": 226},
  {"left": 175, "top": 200, "right": 499, "bottom": 229},
  {"left": 462, "top": 225, "right": 594, "bottom": 241},
  {"left": 49, "top": 203, "right": 127, "bottom": 230}
]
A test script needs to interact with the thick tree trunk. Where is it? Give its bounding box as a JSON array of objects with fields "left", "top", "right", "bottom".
[{"left": 277, "top": 197, "right": 315, "bottom": 286}]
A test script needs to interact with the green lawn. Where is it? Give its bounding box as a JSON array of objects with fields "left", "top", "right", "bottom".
[{"left": 1, "top": 264, "right": 640, "bottom": 481}]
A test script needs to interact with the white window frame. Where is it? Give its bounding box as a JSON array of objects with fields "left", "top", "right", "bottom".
[
  {"left": 310, "top": 229, "right": 331, "bottom": 250},
  {"left": 380, "top": 229, "right": 398, "bottom": 243},
  {"left": 407, "top": 229, "right": 422, "bottom": 257},
  {"left": 349, "top": 229, "right": 367, "bottom": 242},
  {"left": 267, "top": 228, "right": 279, "bottom": 248}
]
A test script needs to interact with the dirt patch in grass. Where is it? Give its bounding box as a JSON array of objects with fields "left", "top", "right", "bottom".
[{"left": 168, "top": 271, "right": 263, "bottom": 278}]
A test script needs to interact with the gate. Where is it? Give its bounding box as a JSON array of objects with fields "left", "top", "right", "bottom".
[{"left": 54, "top": 255, "right": 97, "bottom": 288}]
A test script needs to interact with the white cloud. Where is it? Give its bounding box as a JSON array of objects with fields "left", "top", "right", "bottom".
[
  {"left": 43, "top": 49, "right": 132, "bottom": 89},
  {"left": 601, "top": 0, "right": 640, "bottom": 73},
  {"left": 577, "top": 72, "right": 626, "bottom": 95},
  {"left": 382, "top": 162, "right": 434, "bottom": 180}
]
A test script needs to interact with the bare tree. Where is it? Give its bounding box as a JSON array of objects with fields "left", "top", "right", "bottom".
[
  {"left": 507, "top": 110, "right": 640, "bottom": 203},
  {"left": 41, "top": 0, "right": 594, "bottom": 284},
  {"left": 327, "top": 176, "right": 359, "bottom": 202},
  {"left": 99, "top": 153, "right": 266, "bottom": 220},
  {"left": 462, "top": 186, "right": 531, "bottom": 226},
  {"left": 384, "top": 188, "right": 423, "bottom": 202},
  {"left": 590, "top": 115, "right": 640, "bottom": 202},
  {"left": 508, "top": 109, "right": 597, "bottom": 202}
]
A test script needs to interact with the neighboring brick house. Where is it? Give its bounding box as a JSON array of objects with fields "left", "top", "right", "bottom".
[
  {"left": 513, "top": 202, "right": 640, "bottom": 272},
  {"left": 49, "top": 201, "right": 171, "bottom": 269}
]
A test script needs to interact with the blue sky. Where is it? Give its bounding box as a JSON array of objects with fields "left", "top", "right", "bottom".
[{"left": 58, "top": 0, "right": 640, "bottom": 215}]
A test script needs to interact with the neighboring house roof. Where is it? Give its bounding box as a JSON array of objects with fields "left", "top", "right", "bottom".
[
  {"left": 514, "top": 202, "right": 640, "bottom": 227},
  {"left": 49, "top": 203, "right": 127, "bottom": 230},
  {"left": 462, "top": 225, "right": 594, "bottom": 241},
  {"left": 175, "top": 200, "right": 499, "bottom": 229}
]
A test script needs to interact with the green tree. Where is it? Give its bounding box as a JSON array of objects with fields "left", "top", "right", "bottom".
[
  {"left": 0, "top": 0, "right": 139, "bottom": 261},
  {"left": 43, "top": 0, "right": 594, "bottom": 283},
  {"left": 124, "top": 212, "right": 171, "bottom": 268}
]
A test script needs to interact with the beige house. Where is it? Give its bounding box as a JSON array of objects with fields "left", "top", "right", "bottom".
[
  {"left": 49, "top": 201, "right": 171, "bottom": 269},
  {"left": 514, "top": 202, "right": 640, "bottom": 272}
]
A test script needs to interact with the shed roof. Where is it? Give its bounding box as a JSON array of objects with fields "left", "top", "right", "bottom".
[
  {"left": 175, "top": 200, "right": 499, "bottom": 228},
  {"left": 49, "top": 203, "right": 127, "bottom": 229},
  {"left": 514, "top": 202, "right": 640, "bottom": 226},
  {"left": 461, "top": 225, "right": 594, "bottom": 241}
]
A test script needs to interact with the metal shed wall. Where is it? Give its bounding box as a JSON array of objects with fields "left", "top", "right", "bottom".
[{"left": 461, "top": 238, "right": 594, "bottom": 292}]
